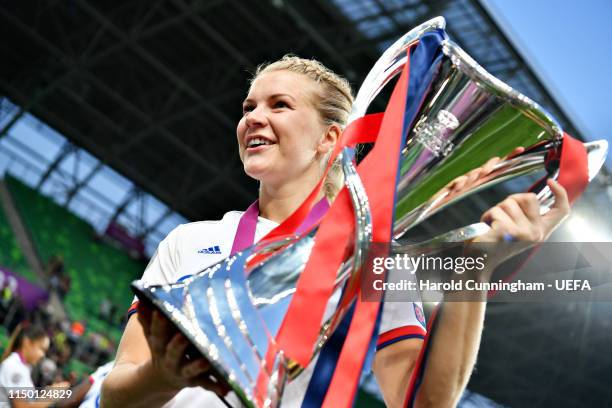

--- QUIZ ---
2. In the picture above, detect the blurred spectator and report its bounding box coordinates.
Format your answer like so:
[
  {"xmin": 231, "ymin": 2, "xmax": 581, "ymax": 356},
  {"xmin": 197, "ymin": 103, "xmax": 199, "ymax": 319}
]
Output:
[
  {"xmin": 0, "ymin": 288, "xmax": 123, "ymax": 406},
  {"xmin": 56, "ymin": 343, "xmax": 72, "ymax": 368},
  {"xmin": 69, "ymin": 321, "xmax": 85, "ymax": 339},
  {"xmin": 46, "ymin": 256, "xmax": 70, "ymax": 299},
  {"xmin": 89, "ymin": 333, "xmax": 107, "ymax": 351},
  {"xmin": 53, "ymin": 329, "xmax": 68, "ymax": 354},
  {"xmin": 1, "ymin": 275, "xmax": 17, "ymax": 308},
  {"xmin": 59, "ymin": 319, "xmax": 71, "ymax": 334},
  {"xmin": 35, "ymin": 357, "xmax": 58, "ymax": 387},
  {"xmin": 69, "ymin": 371, "xmax": 78, "ymax": 385},
  {"xmin": 0, "ymin": 322, "xmax": 69, "ymax": 406},
  {"xmin": 98, "ymin": 298, "xmax": 116, "ymax": 324},
  {"xmin": 2, "ymin": 292, "xmax": 26, "ymax": 333},
  {"xmin": 46, "ymin": 256, "xmax": 64, "ymax": 276},
  {"xmin": 59, "ymin": 274, "xmax": 71, "ymax": 299}
]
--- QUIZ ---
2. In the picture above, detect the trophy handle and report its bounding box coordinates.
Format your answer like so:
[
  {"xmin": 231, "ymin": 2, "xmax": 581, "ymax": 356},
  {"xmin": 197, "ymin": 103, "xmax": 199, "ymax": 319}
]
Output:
[
  {"xmin": 400, "ymin": 139, "xmax": 608, "ymax": 247},
  {"xmin": 341, "ymin": 148, "xmax": 373, "ymax": 275}
]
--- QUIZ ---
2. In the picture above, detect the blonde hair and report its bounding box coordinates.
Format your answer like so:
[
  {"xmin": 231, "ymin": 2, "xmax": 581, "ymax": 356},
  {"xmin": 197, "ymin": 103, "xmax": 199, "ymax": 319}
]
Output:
[{"xmin": 252, "ymin": 55, "xmax": 354, "ymax": 200}]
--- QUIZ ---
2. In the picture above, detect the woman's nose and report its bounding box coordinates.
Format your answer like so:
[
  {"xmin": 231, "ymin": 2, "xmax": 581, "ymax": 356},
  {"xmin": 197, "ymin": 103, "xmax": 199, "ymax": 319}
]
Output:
[{"xmin": 245, "ymin": 108, "xmax": 267, "ymax": 128}]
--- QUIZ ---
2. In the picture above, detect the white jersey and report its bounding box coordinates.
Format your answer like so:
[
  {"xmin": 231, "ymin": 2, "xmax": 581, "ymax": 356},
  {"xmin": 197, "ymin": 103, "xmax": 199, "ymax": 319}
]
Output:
[
  {"xmin": 0, "ymin": 352, "xmax": 34, "ymax": 403},
  {"xmin": 128, "ymin": 211, "xmax": 426, "ymax": 407},
  {"xmin": 79, "ymin": 361, "xmax": 115, "ymax": 408}
]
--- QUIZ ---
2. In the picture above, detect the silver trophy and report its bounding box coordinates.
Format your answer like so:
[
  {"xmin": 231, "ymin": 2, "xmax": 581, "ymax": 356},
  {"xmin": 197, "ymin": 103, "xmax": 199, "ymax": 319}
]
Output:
[{"xmin": 132, "ymin": 17, "xmax": 607, "ymax": 407}]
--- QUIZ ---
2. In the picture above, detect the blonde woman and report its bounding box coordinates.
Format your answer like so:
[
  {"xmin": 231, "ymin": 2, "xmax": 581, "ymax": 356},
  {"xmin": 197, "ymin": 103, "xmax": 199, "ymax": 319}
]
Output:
[{"xmin": 101, "ymin": 56, "xmax": 569, "ymax": 408}]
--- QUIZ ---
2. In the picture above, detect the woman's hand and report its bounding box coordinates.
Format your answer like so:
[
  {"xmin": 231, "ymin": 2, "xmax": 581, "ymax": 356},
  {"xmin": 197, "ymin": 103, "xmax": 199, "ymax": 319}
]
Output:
[
  {"xmin": 474, "ymin": 178, "xmax": 570, "ymax": 268},
  {"xmin": 137, "ymin": 302, "xmax": 229, "ymax": 395}
]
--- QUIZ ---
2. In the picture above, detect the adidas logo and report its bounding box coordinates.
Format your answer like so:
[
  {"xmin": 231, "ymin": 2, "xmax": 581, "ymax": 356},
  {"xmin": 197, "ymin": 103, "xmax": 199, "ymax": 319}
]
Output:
[{"xmin": 198, "ymin": 245, "xmax": 222, "ymax": 255}]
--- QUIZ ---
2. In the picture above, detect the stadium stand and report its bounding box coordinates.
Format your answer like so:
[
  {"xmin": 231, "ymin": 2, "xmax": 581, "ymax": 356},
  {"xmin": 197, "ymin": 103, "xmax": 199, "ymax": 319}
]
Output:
[
  {"xmin": 0, "ymin": 188, "xmax": 36, "ymax": 284},
  {"xmin": 0, "ymin": 325, "xmax": 8, "ymax": 354},
  {"xmin": 5, "ymin": 175, "xmax": 145, "ymax": 342}
]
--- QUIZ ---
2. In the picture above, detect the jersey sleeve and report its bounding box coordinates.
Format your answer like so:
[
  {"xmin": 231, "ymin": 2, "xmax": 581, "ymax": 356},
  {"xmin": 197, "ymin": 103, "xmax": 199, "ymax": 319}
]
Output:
[
  {"xmin": 127, "ymin": 225, "xmax": 182, "ymax": 317},
  {"xmin": 376, "ymin": 301, "xmax": 427, "ymax": 351},
  {"xmin": 2, "ymin": 363, "xmax": 34, "ymax": 388}
]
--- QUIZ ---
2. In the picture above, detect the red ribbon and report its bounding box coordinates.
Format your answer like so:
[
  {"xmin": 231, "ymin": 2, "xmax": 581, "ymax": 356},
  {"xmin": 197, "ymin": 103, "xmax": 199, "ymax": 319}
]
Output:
[
  {"xmin": 321, "ymin": 56, "xmax": 411, "ymax": 407},
  {"xmin": 558, "ymin": 132, "xmax": 588, "ymax": 204}
]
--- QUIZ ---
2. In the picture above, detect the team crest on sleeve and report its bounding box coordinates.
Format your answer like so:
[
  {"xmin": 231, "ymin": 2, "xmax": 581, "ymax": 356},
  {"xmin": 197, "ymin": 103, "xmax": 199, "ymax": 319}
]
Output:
[
  {"xmin": 11, "ymin": 372, "xmax": 22, "ymax": 384},
  {"xmin": 413, "ymin": 303, "xmax": 426, "ymax": 328}
]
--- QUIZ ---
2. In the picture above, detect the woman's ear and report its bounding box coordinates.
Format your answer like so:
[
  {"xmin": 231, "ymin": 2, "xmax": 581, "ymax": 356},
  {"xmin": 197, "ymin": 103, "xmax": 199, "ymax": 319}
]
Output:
[{"xmin": 318, "ymin": 124, "xmax": 341, "ymax": 154}]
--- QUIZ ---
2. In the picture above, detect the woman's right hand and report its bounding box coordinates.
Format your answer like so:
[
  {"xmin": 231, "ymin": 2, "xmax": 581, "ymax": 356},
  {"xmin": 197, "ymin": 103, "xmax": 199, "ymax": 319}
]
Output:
[{"xmin": 137, "ymin": 301, "xmax": 229, "ymax": 395}]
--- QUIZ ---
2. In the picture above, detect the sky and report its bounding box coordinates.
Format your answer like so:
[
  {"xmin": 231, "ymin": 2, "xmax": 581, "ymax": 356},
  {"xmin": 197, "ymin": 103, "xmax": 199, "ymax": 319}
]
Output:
[{"xmin": 483, "ymin": 0, "xmax": 612, "ymax": 167}]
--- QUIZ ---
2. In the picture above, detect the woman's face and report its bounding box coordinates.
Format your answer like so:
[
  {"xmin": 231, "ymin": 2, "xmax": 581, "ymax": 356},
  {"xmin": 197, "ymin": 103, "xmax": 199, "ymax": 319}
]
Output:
[
  {"xmin": 22, "ymin": 336, "xmax": 49, "ymax": 366},
  {"xmin": 237, "ymin": 70, "xmax": 331, "ymax": 186}
]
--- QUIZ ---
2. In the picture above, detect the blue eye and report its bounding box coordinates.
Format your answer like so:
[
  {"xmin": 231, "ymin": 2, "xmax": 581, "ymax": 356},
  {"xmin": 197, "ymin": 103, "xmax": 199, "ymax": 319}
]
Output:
[{"xmin": 274, "ymin": 101, "xmax": 289, "ymax": 108}]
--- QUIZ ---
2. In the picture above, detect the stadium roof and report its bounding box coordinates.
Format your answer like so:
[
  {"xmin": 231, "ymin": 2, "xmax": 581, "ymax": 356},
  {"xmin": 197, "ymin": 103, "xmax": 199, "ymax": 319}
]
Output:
[
  {"xmin": 1, "ymin": 1, "xmax": 610, "ymax": 406},
  {"xmin": 0, "ymin": 0, "xmax": 583, "ymax": 223}
]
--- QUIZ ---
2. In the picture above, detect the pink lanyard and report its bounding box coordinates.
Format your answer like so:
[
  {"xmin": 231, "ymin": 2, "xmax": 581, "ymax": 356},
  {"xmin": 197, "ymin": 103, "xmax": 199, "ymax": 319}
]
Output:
[{"xmin": 230, "ymin": 198, "xmax": 330, "ymax": 256}]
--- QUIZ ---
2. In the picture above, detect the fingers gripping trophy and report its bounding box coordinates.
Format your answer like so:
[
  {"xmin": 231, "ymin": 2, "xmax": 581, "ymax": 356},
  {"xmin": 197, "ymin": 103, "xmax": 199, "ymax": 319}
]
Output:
[{"xmin": 130, "ymin": 17, "xmax": 607, "ymax": 408}]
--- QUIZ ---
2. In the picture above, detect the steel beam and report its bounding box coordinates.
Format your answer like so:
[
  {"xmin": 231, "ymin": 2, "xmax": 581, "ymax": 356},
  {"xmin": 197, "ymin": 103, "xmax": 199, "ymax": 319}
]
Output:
[
  {"xmin": 64, "ymin": 161, "xmax": 104, "ymax": 206},
  {"xmin": 75, "ymin": 0, "xmax": 235, "ymax": 128},
  {"xmin": 138, "ymin": 206, "xmax": 173, "ymax": 240},
  {"xmin": 36, "ymin": 143, "xmax": 73, "ymax": 191},
  {"xmin": 273, "ymin": 0, "xmax": 358, "ymax": 79},
  {"xmin": 170, "ymin": 0, "xmax": 253, "ymax": 67}
]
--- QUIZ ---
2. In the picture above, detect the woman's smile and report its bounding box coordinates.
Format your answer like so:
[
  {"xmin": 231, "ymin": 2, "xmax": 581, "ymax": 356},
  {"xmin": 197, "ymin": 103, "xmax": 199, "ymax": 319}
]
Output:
[{"xmin": 244, "ymin": 134, "xmax": 277, "ymax": 153}]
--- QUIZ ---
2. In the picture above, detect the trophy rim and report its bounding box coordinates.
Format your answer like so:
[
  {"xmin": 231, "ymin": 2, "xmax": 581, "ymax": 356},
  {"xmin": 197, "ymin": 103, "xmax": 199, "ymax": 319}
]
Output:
[
  {"xmin": 440, "ymin": 40, "xmax": 564, "ymax": 141},
  {"xmin": 349, "ymin": 16, "xmax": 563, "ymax": 144}
]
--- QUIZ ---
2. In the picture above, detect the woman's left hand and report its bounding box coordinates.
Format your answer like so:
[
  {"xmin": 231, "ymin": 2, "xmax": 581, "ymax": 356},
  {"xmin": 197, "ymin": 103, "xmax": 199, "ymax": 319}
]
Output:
[{"xmin": 474, "ymin": 178, "xmax": 570, "ymax": 266}]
